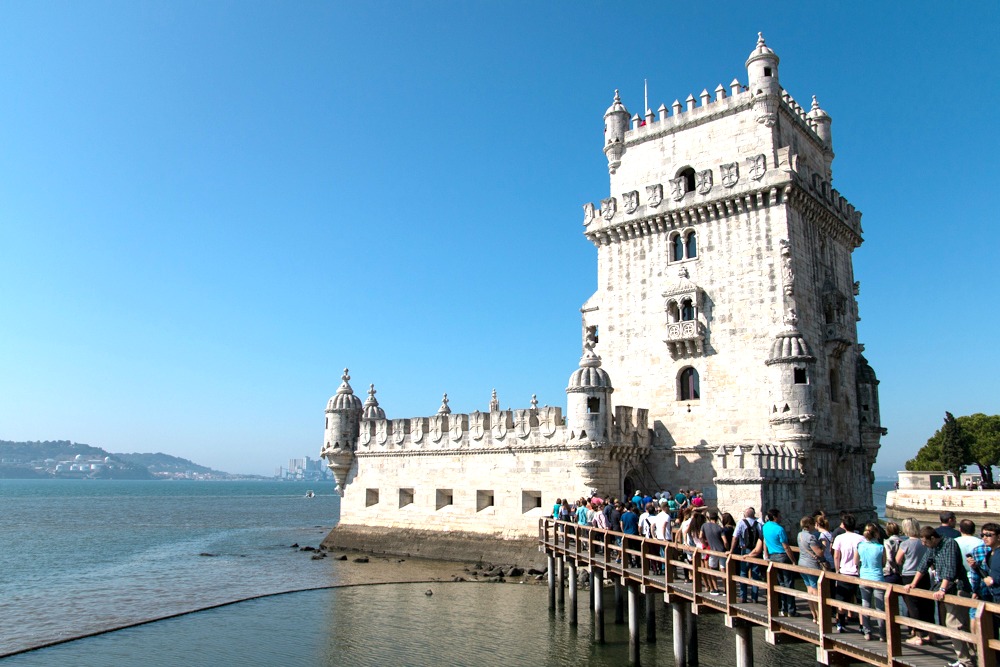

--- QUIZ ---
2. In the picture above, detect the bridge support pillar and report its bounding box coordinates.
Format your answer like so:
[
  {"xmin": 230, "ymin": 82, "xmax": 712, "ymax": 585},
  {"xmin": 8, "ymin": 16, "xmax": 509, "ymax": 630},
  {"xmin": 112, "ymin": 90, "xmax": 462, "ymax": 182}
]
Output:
[
  {"xmin": 615, "ymin": 579, "xmax": 625, "ymax": 624},
  {"xmin": 547, "ymin": 554, "xmax": 555, "ymax": 610},
  {"xmin": 557, "ymin": 556, "xmax": 565, "ymax": 605},
  {"xmin": 568, "ymin": 560, "xmax": 578, "ymax": 625},
  {"xmin": 686, "ymin": 602, "xmax": 698, "ymax": 666},
  {"xmin": 672, "ymin": 601, "xmax": 689, "ymax": 667},
  {"xmin": 734, "ymin": 623, "xmax": 753, "ymax": 667},
  {"xmin": 628, "ymin": 582, "xmax": 641, "ymax": 665},
  {"xmin": 593, "ymin": 567, "xmax": 605, "ymax": 644},
  {"xmin": 645, "ymin": 589, "xmax": 656, "ymax": 642}
]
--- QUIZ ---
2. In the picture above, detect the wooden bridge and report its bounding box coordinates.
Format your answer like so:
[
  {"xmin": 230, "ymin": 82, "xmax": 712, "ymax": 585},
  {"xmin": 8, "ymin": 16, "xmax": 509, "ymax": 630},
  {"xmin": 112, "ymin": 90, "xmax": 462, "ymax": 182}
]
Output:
[{"xmin": 539, "ymin": 518, "xmax": 1000, "ymax": 666}]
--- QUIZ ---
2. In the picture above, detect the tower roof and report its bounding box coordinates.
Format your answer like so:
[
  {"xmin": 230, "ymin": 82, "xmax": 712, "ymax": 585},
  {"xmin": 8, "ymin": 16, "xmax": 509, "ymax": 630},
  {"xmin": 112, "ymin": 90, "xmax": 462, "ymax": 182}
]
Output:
[
  {"xmin": 567, "ymin": 345, "xmax": 613, "ymax": 391},
  {"xmin": 362, "ymin": 384, "xmax": 386, "ymax": 420},
  {"xmin": 604, "ymin": 89, "xmax": 629, "ymax": 118},
  {"xmin": 857, "ymin": 354, "xmax": 879, "ymax": 384},
  {"xmin": 808, "ymin": 95, "xmax": 830, "ymax": 121},
  {"xmin": 326, "ymin": 368, "xmax": 363, "ymax": 412},
  {"xmin": 746, "ymin": 32, "xmax": 779, "ymax": 67}
]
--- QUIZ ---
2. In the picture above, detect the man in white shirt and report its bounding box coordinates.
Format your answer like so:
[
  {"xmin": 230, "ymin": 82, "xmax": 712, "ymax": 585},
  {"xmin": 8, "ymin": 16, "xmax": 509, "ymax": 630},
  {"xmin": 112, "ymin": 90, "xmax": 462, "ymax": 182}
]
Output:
[
  {"xmin": 955, "ymin": 519, "xmax": 984, "ymax": 589},
  {"xmin": 832, "ymin": 513, "xmax": 864, "ymax": 632}
]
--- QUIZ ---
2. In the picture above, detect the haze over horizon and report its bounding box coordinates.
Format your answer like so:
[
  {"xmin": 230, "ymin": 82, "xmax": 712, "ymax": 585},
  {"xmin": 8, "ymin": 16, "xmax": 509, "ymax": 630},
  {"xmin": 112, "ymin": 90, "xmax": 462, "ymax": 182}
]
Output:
[{"xmin": 2, "ymin": 3, "xmax": 997, "ymax": 477}]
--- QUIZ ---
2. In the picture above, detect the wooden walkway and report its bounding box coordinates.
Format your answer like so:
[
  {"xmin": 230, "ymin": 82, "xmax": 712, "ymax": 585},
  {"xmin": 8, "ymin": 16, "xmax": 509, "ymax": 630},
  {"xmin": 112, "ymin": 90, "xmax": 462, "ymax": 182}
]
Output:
[{"xmin": 539, "ymin": 518, "xmax": 1000, "ymax": 666}]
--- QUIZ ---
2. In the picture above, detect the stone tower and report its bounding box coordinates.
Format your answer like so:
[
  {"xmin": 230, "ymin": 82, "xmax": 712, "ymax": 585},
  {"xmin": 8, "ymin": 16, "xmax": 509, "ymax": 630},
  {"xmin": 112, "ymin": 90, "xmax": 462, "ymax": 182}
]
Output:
[{"xmin": 580, "ymin": 33, "xmax": 884, "ymax": 519}]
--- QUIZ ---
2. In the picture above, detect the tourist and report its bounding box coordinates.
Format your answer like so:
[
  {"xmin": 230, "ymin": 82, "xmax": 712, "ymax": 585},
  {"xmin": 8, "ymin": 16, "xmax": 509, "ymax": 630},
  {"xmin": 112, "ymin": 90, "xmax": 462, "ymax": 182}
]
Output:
[
  {"xmin": 674, "ymin": 488, "xmax": 689, "ymax": 511},
  {"xmin": 762, "ymin": 508, "xmax": 797, "ymax": 616},
  {"xmin": 797, "ymin": 515, "xmax": 825, "ymax": 622},
  {"xmin": 730, "ymin": 507, "xmax": 763, "ymax": 603},
  {"xmin": 631, "ymin": 489, "xmax": 643, "ymax": 507},
  {"xmin": 956, "ymin": 519, "xmax": 984, "ymax": 591},
  {"xmin": 553, "ymin": 498, "xmax": 562, "ymax": 519},
  {"xmin": 832, "ymin": 513, "xmax": 863, "ymax": 632},
  {"xmin": 967, "ymin": 523, "xmax": 997, "ymax": 603},
  {"xmin": 620, "ymin": 502, "xmax": 640, "ymax": 567},
  {"xmin": 816, "ymin": 515, "xmax": 835, "ymax": 570},
  {"xmin": 854, "ymin": 522, "xmax": 886, "ymax": 641},
  {"xmin": 577, "ymin": 498, "xmax": 592, "ymax": 528},
  {"xmin": 558, "ymin": 499, "xmax": 572, "ymax": 522},
  {"xmin": 609, "ymin": 501, "xmax": 622, "ymax": 533},
  {"xmin": 720, "ymin": 512, "xmax": 736, "ymax": 552},
  {"xmin": 882, "ymin": 522, "xmax": 904, "ymax": 585},
  {"xmin": 650, "ymin": 500, "xmax": 671, "ymax": 541},
  {"xmin": 701, "ymin": 510, "xmax": 727, "ymax": 595},
  {"xmin": 897, "ymin": 518, "xmax": 933, "ymax": 645},
  {"xmin": 937, "ymin": 510, "xmax": 961, "ymax": 539},
  {"xmin": 691, "ymin": 491, "xmax": 705, "ymax": 508},
  {"xmin": 903, "ymin": 527, "xmax": 973, "ymax": 667}
]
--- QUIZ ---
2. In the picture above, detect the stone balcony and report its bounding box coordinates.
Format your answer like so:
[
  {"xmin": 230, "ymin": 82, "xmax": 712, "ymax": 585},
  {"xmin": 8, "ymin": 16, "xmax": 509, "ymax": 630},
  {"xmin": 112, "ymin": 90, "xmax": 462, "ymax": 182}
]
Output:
[{"xmin": 664, "ymin": 320, "xmax": 706, "ymax": 357}]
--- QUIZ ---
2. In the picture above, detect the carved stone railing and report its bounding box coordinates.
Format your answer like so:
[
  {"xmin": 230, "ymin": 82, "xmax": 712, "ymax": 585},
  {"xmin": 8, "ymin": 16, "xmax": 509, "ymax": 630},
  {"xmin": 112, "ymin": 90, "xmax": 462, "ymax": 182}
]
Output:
[{"xmin": 664, "ymin": 320, "xmax": 706, "ymax": 357}]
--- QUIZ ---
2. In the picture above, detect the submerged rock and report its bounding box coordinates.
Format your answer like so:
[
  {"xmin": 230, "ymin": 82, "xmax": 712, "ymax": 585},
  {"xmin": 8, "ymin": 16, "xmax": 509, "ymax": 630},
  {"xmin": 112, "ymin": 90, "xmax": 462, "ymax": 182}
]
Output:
[{"xmin": 353, "ymin": 556, "xmax": 369, "ymax": 563}]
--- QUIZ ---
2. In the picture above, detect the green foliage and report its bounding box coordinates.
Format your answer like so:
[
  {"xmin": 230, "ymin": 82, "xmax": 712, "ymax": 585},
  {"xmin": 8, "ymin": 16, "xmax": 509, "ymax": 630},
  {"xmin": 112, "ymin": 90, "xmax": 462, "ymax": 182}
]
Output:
[{"xmin": 906, "ymin": 413, "xmax": 1000, "ymax": 484}]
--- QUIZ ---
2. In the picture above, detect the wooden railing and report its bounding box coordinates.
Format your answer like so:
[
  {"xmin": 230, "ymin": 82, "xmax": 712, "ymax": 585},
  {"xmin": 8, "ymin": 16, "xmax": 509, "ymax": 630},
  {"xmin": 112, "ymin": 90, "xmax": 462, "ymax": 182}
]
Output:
[{"xmin": 540, "ymin": 518, "xmax": 1000, "ymax": 667}]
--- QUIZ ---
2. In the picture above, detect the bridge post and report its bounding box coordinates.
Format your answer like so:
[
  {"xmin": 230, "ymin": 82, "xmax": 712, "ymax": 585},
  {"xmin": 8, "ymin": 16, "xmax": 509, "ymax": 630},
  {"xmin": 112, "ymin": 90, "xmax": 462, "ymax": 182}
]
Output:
[
  {"xmin": 686, "ymin": 602, "xmax": 698, "ymax": 666},
  {"xmin": 671, "ymin": 601, "xmax": 688, "ymax": 667},
  {"xmin": 734, "ymin": 623, "xmax": 753, "ymax": 667},
  {"xmin": 557, "ymin": 555, "xmax": 565, "ymax": 605},
  {"xmin": 593, "ymin": 567, "xmax": 605, "ymax": 644},
  {"xmin": 645, "ymin": 589, "xmax": 656, "ymax": 642},
  {"xmin": 547, "ymin": 553, "xmax": 555, "ymax": 610},
  {"xmin": 615, "ymin": 579, "xmax": 625, "ymax": 624},
  {"xmin": 568, "ymin": 560, "xmax": 578, "ymax": 625},
  {"xmin": 628, "ymin": 581, "xmax": 641, "ymax": 665}
]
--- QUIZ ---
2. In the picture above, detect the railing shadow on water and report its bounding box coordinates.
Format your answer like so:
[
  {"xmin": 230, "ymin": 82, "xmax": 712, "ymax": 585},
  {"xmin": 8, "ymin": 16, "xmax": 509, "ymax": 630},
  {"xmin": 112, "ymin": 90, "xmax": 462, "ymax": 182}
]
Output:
[{"xmin": 539, "ymin": 517, "xmax": 1000, "ymax": 667}]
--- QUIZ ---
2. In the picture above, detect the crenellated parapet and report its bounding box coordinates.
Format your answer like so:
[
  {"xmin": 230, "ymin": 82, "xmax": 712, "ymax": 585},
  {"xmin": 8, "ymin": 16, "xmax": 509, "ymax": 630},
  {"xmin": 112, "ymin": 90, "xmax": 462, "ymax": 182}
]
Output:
[{"xmin": 712, "ymin": 443, "xmax": 806, "ymax": 483}]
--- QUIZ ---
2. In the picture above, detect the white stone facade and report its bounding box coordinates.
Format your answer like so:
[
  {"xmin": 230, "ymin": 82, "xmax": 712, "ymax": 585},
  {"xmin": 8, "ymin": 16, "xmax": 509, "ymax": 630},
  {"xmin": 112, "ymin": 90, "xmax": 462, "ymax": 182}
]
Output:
[{"xmin": 322, "ymin": 34, "xmax": 885, "ymax": 542}]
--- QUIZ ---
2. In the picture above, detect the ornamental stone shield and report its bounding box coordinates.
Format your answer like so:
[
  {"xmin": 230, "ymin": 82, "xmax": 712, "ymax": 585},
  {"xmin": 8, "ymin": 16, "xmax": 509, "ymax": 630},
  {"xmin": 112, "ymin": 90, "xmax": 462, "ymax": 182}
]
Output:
[
  {"xmin": 410, "ymin": 417, "xmax": 425, "ymax": 444},
  {"xmin": 430, "ymin": 415, "xmax": 445, "ymax": 443},
  {"xmin": 392, "ymin": 419, "xmax": 407, "ymax": 445},
  {"xmin": 622, "ymin": 190, "xmax": 639, "ymax": 214},
  {"xmin": 583, "ymin": 202, "xmax": 595, "ymax": 226},
  {"xmin": 721, "ymin": 162, "xmax": 739, "ymax": 188},
  {"xmin": 375, "ymin": 420, "xmax": 388, "ymax": 445},
  {"xmin": 450, "ymin": 414, "xmax": 465, "ymax": 442},
  {"xmin": 601, "ymin": 197, "xmax": 617, "ymax": 220},
  {"xmin": 492, "ymin": 410, "xmax": 510, "ymax": 440},
  {"xmin": 669, "ymin": 177, "xmax": 685, "ymax": 201},
  {"xmin": 748, "ymin": 154, "xmax": 766, "ymax": 180},
  {"xmin": 539, "ymin": 406, "xmax": 559, "ymax": 437},
  {"xmin": 358, "ymin": 425, "xmax": 371, "ymax": 446},
  {"xmin": 696, "ymin": 169, "xmax": 713, "ymax": 194},
  {"xmin": 470, "ymin": 411, "xmax": 487, "ymax": 440},
  {"xmin": 514, "ymin": 409, "xmax": 531, "ymax": 439},
  {"xmin": 646, "ymin": 183, "xmax": 663, "ymax": 208}
]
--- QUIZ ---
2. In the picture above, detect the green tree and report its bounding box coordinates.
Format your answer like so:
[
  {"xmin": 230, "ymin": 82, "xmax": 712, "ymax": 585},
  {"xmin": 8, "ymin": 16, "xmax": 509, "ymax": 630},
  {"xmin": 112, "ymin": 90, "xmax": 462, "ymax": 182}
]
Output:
[
  {"xmin": 964, "ymin": 413, "xmax": 1000, "ymax": 486},
  {"xmin": 939, "ymin": 412, "xmax": 970, "ymax": 480}
]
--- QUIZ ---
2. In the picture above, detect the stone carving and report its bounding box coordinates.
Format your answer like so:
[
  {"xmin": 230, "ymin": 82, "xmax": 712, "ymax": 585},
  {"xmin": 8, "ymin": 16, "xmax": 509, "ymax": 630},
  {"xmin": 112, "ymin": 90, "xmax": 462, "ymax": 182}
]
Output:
[
  {"xmin": 430, "ymin": 415, "xmax": 445, "ymax": 443},
  {"xmin": 515, "ymin": 409, "xmax": 531, "ymax": 439},
  {"xmin": 622, "ymin": 190, "xmax": 639, "ymax": 214},
  {"xmin": 583, "ymin": 202, "xmax": 595, "ymax": 226},
  {"xmin": 359, "ymin": 426, "xmax": 371, "ymax": 446},
  {"xmin": 489, "ymin": 389, "xmax": 499, "ymax": 413},
  {"xmin": 748, "ymin": 154, "xmax": 766, "ymax": 180},
  {"xmin": 410, "ymin": 417, "xmax": 425, "ymax": 444},
  {"xmin": 779, "ymin": 239, "xmax": 794, "ymax": 296},
  {"xmin": 450, "ymin": 414, "xmax": 464, "ymax": 441},
  {"xmin": 530, "ymin": 394, "xmax": 538, "ymax": 411},
  {"xmin": 470, "ymin": 411, "xmax": 486, "ymax": 440},
  {"xmin": 491, "ymin": 411, "xmax": 509, "ymax": 440},
  {"xmin": 601, "ymin": 197, "xmax": 617, "ymax": 220},
  {"xmin": 696, "ymin": 169, "xmax": 713, "ymax": 194},
  {"xmin": 375, "ymin": 420, "xmax": 388, "ymax": 445},
  {"xmin": 720, "ymin": 161, "xmax": 739, "ymax": 188},
  {"xmin": 539, "ymin": 406, "xmax": 559, "ymax": 437},
  {"xmin": 646, "ymin": 183, "xmax": 663, "ymax": 208},
  {"xmin": 669, "ymin": 177, "xmax": 685, "ymax": 201},
  {"xmin": 585, "ymin": 325, "xmax": 598, "ymax": 350},
  {"xmin": 392, "ymin": 419, "xmax": 406, "ymax": 445}
]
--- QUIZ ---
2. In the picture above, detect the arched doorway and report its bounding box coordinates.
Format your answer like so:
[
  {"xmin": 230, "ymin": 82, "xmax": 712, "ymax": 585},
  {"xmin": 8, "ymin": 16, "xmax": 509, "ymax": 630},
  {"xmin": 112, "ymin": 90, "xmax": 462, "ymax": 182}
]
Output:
[{"xmin": 623, "ymin": 473, "xmax": 638, "ymax": 501}]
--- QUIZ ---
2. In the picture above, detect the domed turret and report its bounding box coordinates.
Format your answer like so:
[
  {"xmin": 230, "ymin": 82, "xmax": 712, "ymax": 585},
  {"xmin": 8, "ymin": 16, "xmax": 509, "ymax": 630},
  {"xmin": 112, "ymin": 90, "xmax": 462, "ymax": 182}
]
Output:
[
  {"xmin": 808, "ymin": 95, "xmax": 832, "ymax": 147},
  {"xmin": 766, "ymin": 315, "xmax": 816, "ymax": 448},
  {"xmin": 604, "ymin": 89, "xmax": 630, "ymax": 174},
  {"xmin": 362, "ymin": 384, "xmax": 386, "ymax": 420},
  {"xmin": 566, "ymin": 344, "xmax": 613, "ymax": 442},
  {"xmin": 322, "ymin": 368, "xmax": 363, "ymax": 495},
  {"xmin": 746, "ymin": 33, "xmax": 781, "ymax": 127}
]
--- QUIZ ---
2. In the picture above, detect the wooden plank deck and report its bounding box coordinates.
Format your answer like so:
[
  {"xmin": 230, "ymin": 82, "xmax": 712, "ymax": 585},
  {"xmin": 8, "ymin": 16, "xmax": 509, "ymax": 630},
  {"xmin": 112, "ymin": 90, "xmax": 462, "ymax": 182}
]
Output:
[{"xmin": 541, "ymin": 518, "xmax": 1000, "ymax": 667}]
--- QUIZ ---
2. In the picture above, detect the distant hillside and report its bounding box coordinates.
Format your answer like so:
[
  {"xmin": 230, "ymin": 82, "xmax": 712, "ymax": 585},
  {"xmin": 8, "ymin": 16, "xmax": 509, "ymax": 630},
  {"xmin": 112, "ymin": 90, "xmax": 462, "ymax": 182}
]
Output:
[
  {"xmin": 114, "ymin": 452, "xmax": 223, "ymax": 476},
  {"xmin": 0, "ymin": 440, "xmax": 233, "ymax": 479}
]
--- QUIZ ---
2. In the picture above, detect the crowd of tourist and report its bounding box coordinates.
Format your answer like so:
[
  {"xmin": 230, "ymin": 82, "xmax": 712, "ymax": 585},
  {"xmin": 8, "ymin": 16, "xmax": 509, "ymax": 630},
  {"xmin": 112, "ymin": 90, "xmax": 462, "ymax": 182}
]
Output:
[{"xmin": 553, "ymin": 490, "xmax": 998, "ymax": 667}]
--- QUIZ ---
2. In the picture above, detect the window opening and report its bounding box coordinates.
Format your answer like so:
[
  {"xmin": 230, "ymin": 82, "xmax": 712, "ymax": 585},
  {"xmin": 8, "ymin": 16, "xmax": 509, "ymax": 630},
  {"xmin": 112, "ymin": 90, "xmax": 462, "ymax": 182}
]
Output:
[
  {"xmin": 793, "ymin": 368, "xmax": 807, "ymax": 384},
  {"xmin": 679, "ymin": 367, "xmax": 700, "ymax": 401},
  {"xmin": 685, "ymin": 231, "xmax": 697, "ymax": 258},
  {"xmin": 587, "ymin": 397, "xmax": 600, "ymax": 413}
]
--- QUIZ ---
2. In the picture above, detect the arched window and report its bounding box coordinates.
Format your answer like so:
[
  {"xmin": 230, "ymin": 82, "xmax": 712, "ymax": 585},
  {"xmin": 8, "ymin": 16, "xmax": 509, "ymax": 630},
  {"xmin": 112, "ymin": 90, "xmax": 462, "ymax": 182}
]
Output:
[
  {"xmin": 667, "ymin": 301, "xmax": 680, "ymax": 323},
  {"xmin": 680, "ymin": 298, "xmax": 695, "ymax": 321},
  {"xmin": 678, "ymin": 167, "xmax": 696, "ymax": 194},
  {"xmin": 679, "ymin": 367, "xmax": 700, "ymax": 401},
  {"xmin": 685, "ymin": 231, "xmax": 697, "ymax": 258},
  {"xmin": 672, "ymin": 234, "xmax": 684, "ymax": 261}
]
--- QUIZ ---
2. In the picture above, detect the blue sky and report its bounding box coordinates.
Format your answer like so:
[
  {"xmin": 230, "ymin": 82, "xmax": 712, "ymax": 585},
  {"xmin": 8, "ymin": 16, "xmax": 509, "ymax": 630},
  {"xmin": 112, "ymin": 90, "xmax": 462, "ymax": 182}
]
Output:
[{"xmin": 1, "ymin": 2, "xmax": 997, "ymax": 476}]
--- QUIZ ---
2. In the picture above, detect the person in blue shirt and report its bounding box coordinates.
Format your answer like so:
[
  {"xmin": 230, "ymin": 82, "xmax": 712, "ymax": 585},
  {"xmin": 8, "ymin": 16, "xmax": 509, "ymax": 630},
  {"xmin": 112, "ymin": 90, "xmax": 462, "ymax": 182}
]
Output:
[
  {"xmin": 620, "ymin": 503, "xmax": 640, "ymax": 567},
  {"xmin": 762, "ymin": 508, "xmax": 798, "ymax": 616}
]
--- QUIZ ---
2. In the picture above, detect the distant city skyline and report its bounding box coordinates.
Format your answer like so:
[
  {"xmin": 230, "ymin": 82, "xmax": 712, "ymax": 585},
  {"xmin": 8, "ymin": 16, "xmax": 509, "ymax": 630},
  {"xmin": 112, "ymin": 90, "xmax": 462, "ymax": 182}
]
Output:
[{"xmin": 1, "ymin": 4, "xmax": 997, "ymax": 477}]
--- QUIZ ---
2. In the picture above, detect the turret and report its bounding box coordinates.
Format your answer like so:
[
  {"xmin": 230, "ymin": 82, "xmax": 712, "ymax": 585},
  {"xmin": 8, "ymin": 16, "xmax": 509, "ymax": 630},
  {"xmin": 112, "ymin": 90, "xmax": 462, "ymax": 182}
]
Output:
[
  {"xmin": 566, "ymin": 343, "xmax": 613, "ymax": 443},
  {"xmin": 808, "ymin": 95, "xmax": 835, "ymax": 178},
  {"xmin": 746, "ymin": 33, "xmax": 781, "ymax": 126},
  {"xmin": 321, "ymin": 369, "xmax": 363, "ymax": 495},
  {"xmin": 765, "ymin": 313, "xmax": 817, "ymax": 452},
  {"xmin": 856, "ymin": 352, "xmax": 886, "ymax": 464},
  {"xmin": 603, "ymin": 89, "xmax": 630, "ymax": 174}
]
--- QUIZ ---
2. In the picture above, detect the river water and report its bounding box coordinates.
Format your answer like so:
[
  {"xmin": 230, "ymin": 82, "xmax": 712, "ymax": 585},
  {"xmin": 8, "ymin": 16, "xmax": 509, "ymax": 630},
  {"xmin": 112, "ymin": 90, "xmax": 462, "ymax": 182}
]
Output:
[{"xmin": 0, "ymin": 479, "xmax": 896, "ymax": 665}]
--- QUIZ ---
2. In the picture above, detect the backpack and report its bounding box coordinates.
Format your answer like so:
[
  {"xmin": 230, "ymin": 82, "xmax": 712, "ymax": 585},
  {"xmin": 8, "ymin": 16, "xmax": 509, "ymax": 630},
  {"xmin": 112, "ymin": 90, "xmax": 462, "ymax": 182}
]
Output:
[{"xmin": 740, "ymin": 519, "xmax": 761, "ymax": 552}]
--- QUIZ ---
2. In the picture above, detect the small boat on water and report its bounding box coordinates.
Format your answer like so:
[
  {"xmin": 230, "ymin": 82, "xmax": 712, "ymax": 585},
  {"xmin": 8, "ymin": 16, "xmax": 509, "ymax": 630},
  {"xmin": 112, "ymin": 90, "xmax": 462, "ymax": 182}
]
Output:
[{"xmin": 305, "ymin": 490, "xmax": 315, "ymax": 498}]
